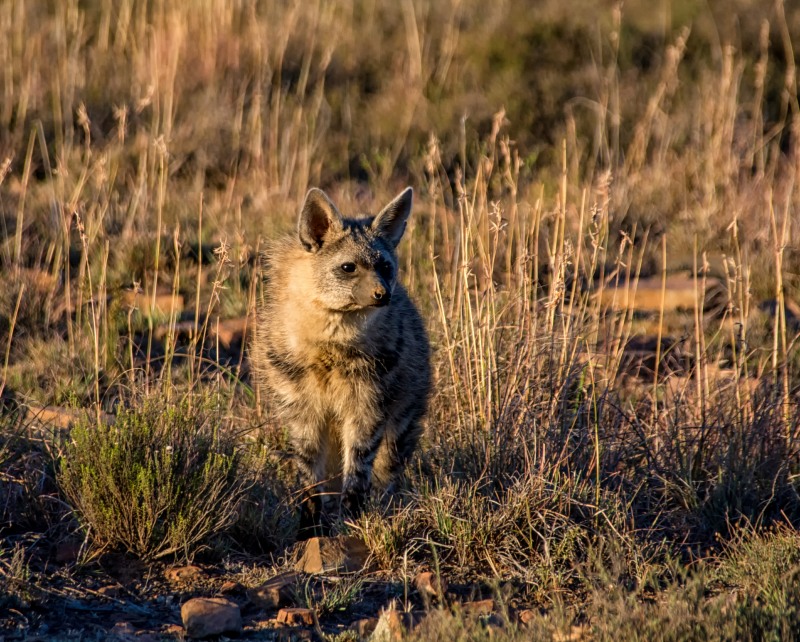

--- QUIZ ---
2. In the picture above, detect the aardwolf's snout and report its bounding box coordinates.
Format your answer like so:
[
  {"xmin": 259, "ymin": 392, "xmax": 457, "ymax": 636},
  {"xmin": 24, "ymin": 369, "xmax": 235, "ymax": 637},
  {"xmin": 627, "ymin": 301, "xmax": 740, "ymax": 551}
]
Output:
[
  {"xmin": 353, "ymin": 275, "xmax": 391, "ymax": 308},
  {"xmin": 371, "ymin": 286, "xmax": 390, "ymax": 306}
]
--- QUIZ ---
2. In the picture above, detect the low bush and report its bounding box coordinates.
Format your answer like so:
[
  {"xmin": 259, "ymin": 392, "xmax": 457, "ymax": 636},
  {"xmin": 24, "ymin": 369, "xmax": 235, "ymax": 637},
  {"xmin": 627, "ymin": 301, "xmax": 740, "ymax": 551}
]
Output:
[{"xmin": 58, "ymin": 397, "xmax": 245, "ymax": 561}]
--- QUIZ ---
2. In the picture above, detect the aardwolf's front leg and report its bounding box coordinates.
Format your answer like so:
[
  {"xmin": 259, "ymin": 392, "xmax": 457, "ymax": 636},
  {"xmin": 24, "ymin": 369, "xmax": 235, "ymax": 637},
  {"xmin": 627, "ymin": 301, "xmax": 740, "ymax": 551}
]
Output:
[
  {"xmin": 290, "ymin": 420, "xmax": 330, "ymax": 538},
  {"xmin": 340, "ymin": 419, "xmax": 384, "ymax": 518}
]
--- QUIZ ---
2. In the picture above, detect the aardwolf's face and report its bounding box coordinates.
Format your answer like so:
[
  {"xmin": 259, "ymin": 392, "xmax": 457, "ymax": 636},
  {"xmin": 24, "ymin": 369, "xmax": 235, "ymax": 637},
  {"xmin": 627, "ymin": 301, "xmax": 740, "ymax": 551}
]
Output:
[{"xmin": 296, "ymin": 187, "xmax": 413, "ymax": 313}]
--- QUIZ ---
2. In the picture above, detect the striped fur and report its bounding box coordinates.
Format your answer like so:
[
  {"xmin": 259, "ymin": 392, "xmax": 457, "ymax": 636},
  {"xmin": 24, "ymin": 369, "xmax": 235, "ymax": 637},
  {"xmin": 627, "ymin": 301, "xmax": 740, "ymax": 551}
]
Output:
[{"xmin": 252, "ymin": 188, "xmax": 431, "ymax": 529}]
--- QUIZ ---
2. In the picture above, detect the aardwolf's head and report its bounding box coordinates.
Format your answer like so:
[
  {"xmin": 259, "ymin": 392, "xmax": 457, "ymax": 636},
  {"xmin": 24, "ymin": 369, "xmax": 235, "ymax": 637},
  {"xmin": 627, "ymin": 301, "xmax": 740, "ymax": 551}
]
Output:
[{"xmin": 296, "ymin": 187, "xmax": 413, "ymax": 313}]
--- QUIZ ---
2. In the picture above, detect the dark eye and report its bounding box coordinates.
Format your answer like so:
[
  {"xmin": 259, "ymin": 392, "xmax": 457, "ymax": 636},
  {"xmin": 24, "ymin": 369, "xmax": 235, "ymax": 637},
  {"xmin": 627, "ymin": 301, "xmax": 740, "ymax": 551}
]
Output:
[
  {"xmin": 377, "ymin": 260, "xmax": 393, "ymax": 276},
  {"xmin": 341, "ymin": 262, "xmax": 356, "ymax": 273}
]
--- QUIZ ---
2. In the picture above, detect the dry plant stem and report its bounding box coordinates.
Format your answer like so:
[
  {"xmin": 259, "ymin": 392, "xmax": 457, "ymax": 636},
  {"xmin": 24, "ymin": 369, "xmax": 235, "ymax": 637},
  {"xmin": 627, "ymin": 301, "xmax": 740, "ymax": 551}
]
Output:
[
  {"xmin": 0, "ymin": 285, "xmax": 25, "ymax": 400},
  {"xmin": 432, "ymin": 251, "xmax": 463, "ymax": 440},
  {"xmin": 145, "ymin": 146, "xmax": 167, "ymax": 388},
  {"xmin": 230, "ymin": 237, "xmax": 262, "ymax": 414},
  {"xmin": 693, "ymin": 236, "xmax": 705, "ymax": 429},
  {"xmin": 194, "ymin": 246, "xmax": 230, "ymax": 386},
  {"xmin": 730, "ymin": 212, "xmax": 752, "ymax": 424},
  {"xmin": 776, "ymin": 0, "xmax": 799, "ymax": 119},
  {"xmin": 700, "ymin": 251, "xmax": 709, "ymax": 404},
  {"xmin": 75, "ymin": 214, "xmax": 102, "ymax": 424},
  {"xmin": 99, "ymin": 241, "xmax": 110, "ymax": 373},
  {"xmin": 126, "ymin": 307, "xmax": 136, "ymax": 390},
  {"xmin": 163, "ymin": 225, "xmax": 182, "ymax": 400},
  {"xmin": 653, "ymin": 235, "xmax": 668, "ymax": 421},
  {"xmin": 14, "ymin": 129, "xmax": 35, "ymax": 268},
  {"xmin": 625, "ymin": 27, "xmax": 689, "ymax": 174},
  {"xmin": 749, "ymin": 20, "xmax": 769, "ymax": 175},
  {"xmin": 190, "ymin": 194, "xmax": 204, "ymax": 402},
  {"xmin": 769, "ymin": 189, "xmax": 791, "ymax": 444}
]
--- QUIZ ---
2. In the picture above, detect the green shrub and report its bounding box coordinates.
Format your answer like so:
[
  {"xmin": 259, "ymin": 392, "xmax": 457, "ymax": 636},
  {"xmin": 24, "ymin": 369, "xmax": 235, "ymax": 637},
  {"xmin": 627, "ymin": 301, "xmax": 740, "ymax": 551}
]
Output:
[{"xmin": 58, "ymin": 398, "xmax": 245, "ymax": 561}]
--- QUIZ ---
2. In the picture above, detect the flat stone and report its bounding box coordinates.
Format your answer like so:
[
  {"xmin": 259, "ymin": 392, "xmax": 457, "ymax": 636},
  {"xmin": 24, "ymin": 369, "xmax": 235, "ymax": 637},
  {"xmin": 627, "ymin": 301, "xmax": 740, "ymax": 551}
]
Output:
[
  {"xmin": 276, "ymin": 607, "xmax": 315, "ymax": 626},
  {"xmin": 552, "ymin": 625, "xmax": 591, "ymax": 642},
  {"xmin": 596, "ymin": 272, "xmax": 724, "ymax": 313},
  {"xmin": 121, "ymin": 290, "xmax": 185, "ymax": 318},
  {"xmin": 181, "ymin": 597, "xmax": 242, "ymax": 639},
  {"xmin": 214, "ymin": 316, "xmax": 249, "ymax": 348},
  {"xmin": 461, "ymin": 599, "xmax": 495, "ymax": 615},
  {"xmin": 249, "ymin": 571, "xmax": 299, "ymax": 610},
  {"xmin": 294, "ymin": 536, "xmax": 370, "ymax": 574},
  {"xmin": 29, "ymin": 405, "xmax": 115, "ymax": 430},
  {"xmin": 165, "ymin": 565, "xmax": 204, "ymax": 584}
]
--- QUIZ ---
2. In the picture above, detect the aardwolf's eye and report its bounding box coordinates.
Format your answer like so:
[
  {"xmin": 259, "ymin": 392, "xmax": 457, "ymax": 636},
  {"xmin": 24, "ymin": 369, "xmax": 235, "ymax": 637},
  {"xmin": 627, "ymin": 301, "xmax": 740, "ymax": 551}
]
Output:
[
  {"xmin": 376, "ymin": 260, "xmax": 394, "ymax": 278},
  {"xmin": 341, "ymin": 262, "xmax": 356, "ymax": 273}
]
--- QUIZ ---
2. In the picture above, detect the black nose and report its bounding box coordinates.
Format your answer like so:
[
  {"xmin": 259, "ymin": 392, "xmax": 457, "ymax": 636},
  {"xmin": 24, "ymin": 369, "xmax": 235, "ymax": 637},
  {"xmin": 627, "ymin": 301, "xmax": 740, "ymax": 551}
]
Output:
[{"xmin": 372, "ymin": 288, "xmax": 390, "ymax": 306}]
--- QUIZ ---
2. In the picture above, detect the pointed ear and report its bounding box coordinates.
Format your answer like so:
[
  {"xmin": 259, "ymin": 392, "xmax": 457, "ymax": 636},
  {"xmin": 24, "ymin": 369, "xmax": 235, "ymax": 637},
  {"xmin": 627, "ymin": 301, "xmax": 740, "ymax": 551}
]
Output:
[
  {"xmin": 298, "ymin": 188, "xmax": 343, "ymax": 252},
  {"xmin": 371, "ymin": 188, "xmax": 413, "ymax": 248}
]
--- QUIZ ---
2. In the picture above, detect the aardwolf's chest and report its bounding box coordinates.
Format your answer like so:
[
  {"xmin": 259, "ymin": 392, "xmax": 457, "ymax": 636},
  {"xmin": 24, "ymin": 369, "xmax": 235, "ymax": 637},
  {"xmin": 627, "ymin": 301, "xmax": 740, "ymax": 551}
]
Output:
[{"xmin": 305, "ymin": 343, "xmax": 374, "ymax": 386}]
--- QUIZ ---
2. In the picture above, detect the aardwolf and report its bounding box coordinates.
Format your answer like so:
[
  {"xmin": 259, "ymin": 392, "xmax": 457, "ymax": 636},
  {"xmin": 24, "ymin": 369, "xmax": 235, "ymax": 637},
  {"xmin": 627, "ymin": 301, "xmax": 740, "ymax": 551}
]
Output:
[{"xmin": 253, "ymin": 187, "xmax": 430, "ymax": 532}]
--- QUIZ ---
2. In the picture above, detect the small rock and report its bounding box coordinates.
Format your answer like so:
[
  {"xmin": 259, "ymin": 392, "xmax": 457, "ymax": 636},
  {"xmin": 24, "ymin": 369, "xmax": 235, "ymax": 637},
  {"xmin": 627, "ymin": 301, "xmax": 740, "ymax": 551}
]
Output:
[
  {"xmin": 461, "ymin": 599, "xmax": 495, "ymax": 615},
  {"xmin": 369, "ymin": 609, "xmax": 425, "ymax": 642},
  {"xmin": 369, "ymin": 610, "xmax": 405, "ymax": 642},
  {"xmin": 553, "ymin": 625, "xmax": 591, "ymax": 642},
  {"xmin": 28, "ymin": 405, "xmax": 110, "ymax": 429},
  {"xmin": 294, "ymin": 536, "xmax": 370, "ymax": 574},
  {"xmin": 517, "ymin": 608, "xmax": 537, "ymax": 626},
  {"xmin": 163, "ymin": 624, "xmax": 184, "ymax": 636},
  {"xmin": 214, "ymin": 317, "xmax": 249, "ymax": 348},
  {"xmin": 109, "ymin": 622, "xmax": 159, "ymax": 642},
  {"xmin": 166, "ymin": 565, "xmax": 204, "ymax": 584},
  {"xmin": 220, "ymin": 580, "xmax": 241, "ymax": 594},
  {"xmin": 276, "ymin": 607, "xmax": 315, "ymax": 626},
  {"xmin": 109, "ymin": 622, "xmax": 136, "ymax": 641},
  {"xmin": 122, "ymin": 290, "xmax": 185, "ymax": 318},
  {"xmin": 277, "ymin": 629, "xmax": 314, "ymax": 641},
  {"xmin": 414, "ymin": 571, "xmax": 447, "ymax": 599},
  {"xmin": 351, "ymin": 617, "xmax": 379, "ymax": 638},
  {"xmin": 181, "ymin": 597, "xmax": 242, "ymax": 639},
  {"xmin": 249, "ymin": 571, "xmax": 299, "ymax": 610},
  {"xmin": 97, "ymin": 585, "xmax": 121, "ymax": 597}
]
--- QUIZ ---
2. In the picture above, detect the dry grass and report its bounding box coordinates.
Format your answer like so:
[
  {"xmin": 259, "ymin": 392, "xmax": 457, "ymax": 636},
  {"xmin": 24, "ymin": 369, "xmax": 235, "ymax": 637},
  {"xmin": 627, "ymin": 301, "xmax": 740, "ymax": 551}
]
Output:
[{"xmin": 1, "ymin": 0, "xmax": 800, "ymax": 639}]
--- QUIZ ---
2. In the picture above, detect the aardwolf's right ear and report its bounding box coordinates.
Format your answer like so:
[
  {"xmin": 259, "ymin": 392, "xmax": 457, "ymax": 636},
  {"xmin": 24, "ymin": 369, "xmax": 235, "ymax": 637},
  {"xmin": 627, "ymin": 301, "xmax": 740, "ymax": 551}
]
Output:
[{"xmin": 298, "ymin": 188, "xmax": 343, "ymax": 252}]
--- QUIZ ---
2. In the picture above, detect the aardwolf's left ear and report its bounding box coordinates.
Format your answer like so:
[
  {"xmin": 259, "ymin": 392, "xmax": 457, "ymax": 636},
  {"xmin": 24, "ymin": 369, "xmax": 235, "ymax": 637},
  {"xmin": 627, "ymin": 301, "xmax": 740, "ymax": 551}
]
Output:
[{"xmin": 372, "ymin": 188, "xmax": 413, "ymax": 248}]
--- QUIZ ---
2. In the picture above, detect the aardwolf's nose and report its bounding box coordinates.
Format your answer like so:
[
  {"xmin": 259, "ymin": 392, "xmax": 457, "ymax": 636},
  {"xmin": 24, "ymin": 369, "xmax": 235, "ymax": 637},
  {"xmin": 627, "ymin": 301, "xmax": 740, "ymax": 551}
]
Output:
[{"xmin": 372, "ymin": 287, "xmax": 390, "ymax": 306}]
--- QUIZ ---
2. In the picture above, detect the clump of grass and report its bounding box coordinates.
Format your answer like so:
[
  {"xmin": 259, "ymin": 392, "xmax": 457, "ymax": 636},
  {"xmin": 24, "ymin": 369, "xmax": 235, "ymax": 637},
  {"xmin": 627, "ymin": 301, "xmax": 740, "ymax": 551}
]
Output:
[
  {"xmin": 714, "ymin": 525, "xmax": 800, "ymax": 638},
  {"xmin": 355, "ymin": 471, "xmax": 641, "ymax": 598},
  {"xmin": 0, "ymin": 413, "xmax": 65, "ymax": 534},
  {"xmin": 305, "ymin": 575, "xmax": 365, "ymax": 618},
  {"xmin": 57, "ymin": 396, "xmax": 245, "ymax": 561},
  {"xmin": 225, "ymin": 439, "xmax": 298, "ymax": 556},
  {"xmin": 0, "ymin": 542, "xmax": 35, "ymax": 609}
]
